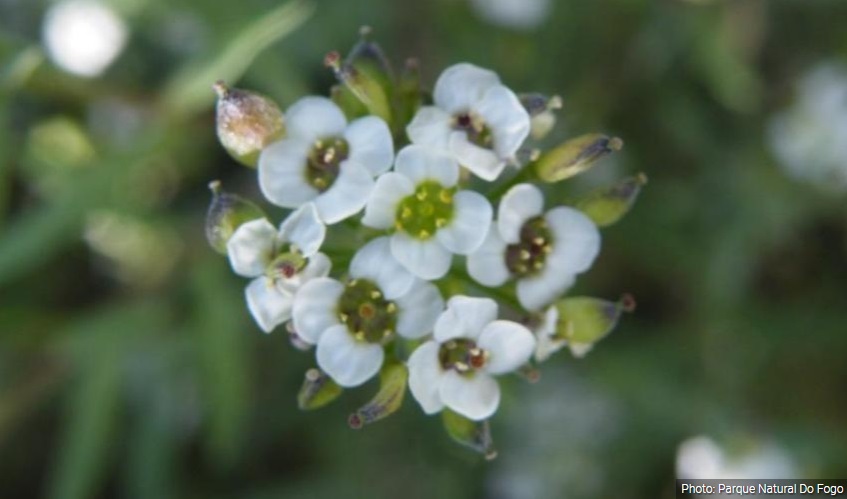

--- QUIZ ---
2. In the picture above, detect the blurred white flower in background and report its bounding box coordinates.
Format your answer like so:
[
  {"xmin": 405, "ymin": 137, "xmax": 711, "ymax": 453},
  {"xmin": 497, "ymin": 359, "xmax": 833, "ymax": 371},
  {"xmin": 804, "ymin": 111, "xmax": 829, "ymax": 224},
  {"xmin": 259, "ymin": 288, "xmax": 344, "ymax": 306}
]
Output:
[
  {"xmin": 768, "ymin": 62, "xmax": 847, "ymax": 192},
  {"xmin": 42, "ymin": 0, "xmax": 128, "ymax": 77},
  {"xmin": 469, "ymin": 0, "xmax": 550, "ymax": 31},
  {"xmin": 676, "ymin": 435, "xmax": 798, "ymax": 481}
]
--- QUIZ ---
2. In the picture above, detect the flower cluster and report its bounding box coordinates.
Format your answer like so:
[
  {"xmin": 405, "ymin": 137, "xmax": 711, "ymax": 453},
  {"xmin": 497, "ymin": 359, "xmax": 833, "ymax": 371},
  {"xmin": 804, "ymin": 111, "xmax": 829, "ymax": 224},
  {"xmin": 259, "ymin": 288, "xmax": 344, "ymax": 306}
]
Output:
[{"xmin": 206, "ymin": 29, "xmax": 643, "ymax": 457}]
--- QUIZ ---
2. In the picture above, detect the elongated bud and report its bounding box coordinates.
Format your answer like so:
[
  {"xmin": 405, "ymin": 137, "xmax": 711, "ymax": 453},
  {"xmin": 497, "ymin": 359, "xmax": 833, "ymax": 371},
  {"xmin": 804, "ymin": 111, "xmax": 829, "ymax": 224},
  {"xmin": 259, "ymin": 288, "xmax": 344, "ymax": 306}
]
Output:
[
  {"xmin": 553, "ymin": 294, "xmax": 635, "ymax": 358},
  {"xmin": 205, "ymin": 181, "xmax": 266, "ymax": 255},
  {"xmin": 520, "ymin": 93, "xmax": 562, "ymax": 141},
  {"xmin": 213, "ymin": 81, "xmax": 285, "ymax": 168},
  {"xmin": 394, "ymin": 58, "xmax": 423, "ymax": 131},
  {"xmin": 330, "ymin": 84, "xmax": 368, "ymax": 119},
  {"xmin": 325, "ymin": 51, "xmax": 392, "ymax": 125},
  {"xmin": 298, "ymin": 368, "xmax": 343, "ymax": 410},
  {"xmin": 534, "ymin": 133, "xmax": 623, "ymax": 183},
  {"xmin": 345, "ymin": 26, "xmax": 394, "ymax": 83},
  {"xmin": 577, "ymin": 173, "xmax": 647, "ymax": 227},
  {"xmin": 348, "ymin": 362, "xmax": 407, "ymax": 429},
  {"xmin": 441, "ymin": 409, "xmax": 497, "ymax": 460}
]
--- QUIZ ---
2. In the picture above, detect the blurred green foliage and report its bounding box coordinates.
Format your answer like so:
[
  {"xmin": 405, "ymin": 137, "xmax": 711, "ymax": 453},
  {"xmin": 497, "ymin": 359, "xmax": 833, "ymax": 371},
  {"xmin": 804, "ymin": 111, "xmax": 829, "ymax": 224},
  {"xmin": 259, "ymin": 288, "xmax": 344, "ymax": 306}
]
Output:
[{"xmin": 1, "ymin": 0, "xmax": 847, "ymax": 498}]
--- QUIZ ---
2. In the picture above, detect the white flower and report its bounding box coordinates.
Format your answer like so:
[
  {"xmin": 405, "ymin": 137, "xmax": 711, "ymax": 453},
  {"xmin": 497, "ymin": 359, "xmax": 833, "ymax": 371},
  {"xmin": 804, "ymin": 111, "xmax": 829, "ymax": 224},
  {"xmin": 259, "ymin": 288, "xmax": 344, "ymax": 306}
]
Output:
[
  {"xmin": 467, "ymin": 183, "xmax": 600, "ymax": 311},
  {"xmin": 407, "ymin": 296, "xmax": 535, "ymax": 421},
  {"xmin": 258, "ymin": 96, "xmax": 394, "ymax": 224},
  {"xmin": 226, "ymin": 203, "xmax": 330, "ymax": 333},
  {"xmin": 292, "ymin": 237, "xmax": 444, "ymax": 387},
  {"xmin": 362, "ymin": 145, "xmax": 493, "ymax": 280},
  {"xmin": 406, "ymin": 63, "xmax": 530, "ymax": 181}
]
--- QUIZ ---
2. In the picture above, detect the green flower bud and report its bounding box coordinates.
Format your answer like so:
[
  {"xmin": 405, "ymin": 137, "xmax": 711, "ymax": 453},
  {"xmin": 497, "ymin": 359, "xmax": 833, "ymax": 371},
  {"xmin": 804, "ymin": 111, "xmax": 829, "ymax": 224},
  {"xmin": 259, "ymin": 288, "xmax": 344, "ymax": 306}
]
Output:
[
  {"xmin": 576, "ymin": 173, "xmax": 647, "ymax": 227},
  {"xmin": 394, "ymin": 58, "xmax": 424, "ymax": 132},
  {"xmin": 330, "ymin": 84, "xmax": 369, "ymax": 120},
  {"xmin": 213, "ymin": 81, "xmax": 285, "ymax": 168},
  {"xmin": 442, "ymin": 409, "xmax": 497, "ymax": 460},
  {"xmin": 534, "ymin": 133, "xmax": 623, "ymax": 183},
  {"xmin": 345, "ymin": 26, "xmax": 394, "ymax": 85},
  {"xmin": 553, "ymin": 294, "xmax": 635, "ymax": 357},
  {"xmin": 298, "ymin": 368, "xmax": 343, "ymax": 410},
  {"xmin": 520, "ymin": 93, "xmax": 562, "ymax": 141},
  {"xmin": 348, "ymin": 361, "xmax": 407, "ymax": 429},
  {"xmin": 325, "ymin": 51, "xmax": 392, "ymax": 126},
  {"xmin": 204, "ymin": 180, "xmax": 266, "ymax": 255}
]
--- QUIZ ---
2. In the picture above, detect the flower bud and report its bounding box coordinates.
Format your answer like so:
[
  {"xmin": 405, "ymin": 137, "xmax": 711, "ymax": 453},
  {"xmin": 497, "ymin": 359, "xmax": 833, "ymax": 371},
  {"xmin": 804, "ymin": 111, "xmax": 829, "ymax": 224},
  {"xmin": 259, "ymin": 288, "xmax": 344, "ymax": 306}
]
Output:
[
  {"xmin": 213, "ymin": 81, "xmax": 285, "ymax": 168},
  {"xmin": 576, "ymin": 173, "xmax": 647, "ymax": 227},
  {"xmin": 330, "ymin": 84, "xmax": 368, "ymax": 119},
  {"xmin": 345, "ymin": 26, "xmax": 394, "ymax": 84},
  {"xmin": 520, "ymin": 93, "xmax": 562, "ymax": 141},
  {"xmin": 325, "ymin": 50, "xmax": 392, "ymax": 125},
  {"xmin": 394, "ymin": 58, "xmax": 424, "ymax": 131},
  {"xmin": 534, "ymin": 133, "xmax": 623, "ymax": 183},
  {"xmin": 441, "ymin": 409, "xmax": 497, "ymax": 460},
  {"xmin": 348, "ymin": 361, "xmax": 407, "ymax": 429},
  {"xmin": 204, "ymin": 180, "xmax": 266, "ymax": 255},
  {"xmin": 552, "ymin": 294, "xmax": 635, "ymax": 358},
  {"xmin": 298, "ymin": 368, "xmax": 343, "ymax": 410}
]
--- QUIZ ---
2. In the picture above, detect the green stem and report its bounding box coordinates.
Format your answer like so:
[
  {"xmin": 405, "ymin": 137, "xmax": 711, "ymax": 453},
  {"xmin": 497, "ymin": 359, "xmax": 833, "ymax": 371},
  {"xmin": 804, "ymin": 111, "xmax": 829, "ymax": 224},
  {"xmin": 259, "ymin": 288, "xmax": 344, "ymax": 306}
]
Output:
[{"xmin": 485, "ymin": 166, "xmax": 536, "ymax": 201}]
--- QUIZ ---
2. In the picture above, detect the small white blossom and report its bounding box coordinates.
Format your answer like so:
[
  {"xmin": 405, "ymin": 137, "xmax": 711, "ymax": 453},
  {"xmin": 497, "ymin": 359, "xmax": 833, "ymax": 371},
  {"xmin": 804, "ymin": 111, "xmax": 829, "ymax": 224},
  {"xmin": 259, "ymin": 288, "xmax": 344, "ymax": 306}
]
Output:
[
  {"xmin": 362, "ymin": 145, "xmax": 493, "ymax": 280},
  {"xmin": 226, "ymin": 203, "xmax": 330, "ymax": 333},
  {"xmin": 407, "ymin": 296, "xmax": 535, "ymax": 421},
  {"xmin": 406, "ymin": 63, "xmax": 530, "ymax": 181},
  {"xmin": 292, "ymin": 237, "xmax": 444, "ymax": 387},
  {"xmin": 258, "ymin": 96, "xmax": 394, "ymax": 224},
  {"xmin": 467, "ymin": 183, "xmax": 600, "ymax": 311}
]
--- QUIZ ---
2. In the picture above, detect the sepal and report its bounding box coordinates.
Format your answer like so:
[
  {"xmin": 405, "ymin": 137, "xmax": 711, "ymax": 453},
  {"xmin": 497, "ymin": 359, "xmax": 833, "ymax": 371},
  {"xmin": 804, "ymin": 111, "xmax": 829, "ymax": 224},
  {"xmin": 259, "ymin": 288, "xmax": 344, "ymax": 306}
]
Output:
[
  {"xmin": 297, "ymin": 368, "xmax": 343, "ymax": 410},
  {"xmin": 205, "ymin": 181, "xmax": 266, "ymax": 255},
  {"xmin": 576, "ymin": 173, "xmax": 647, "ymax": 227},
  {"xmin": 348, "ymin": 361, "xmax": 407, "ymax": 429},
  {"xmin": 534, "ymin": 133, "xmax": 623, "ymax": 183},
  {"xmin": 441, "ymin": 409, "xmax": 497, "ymax": 460}
]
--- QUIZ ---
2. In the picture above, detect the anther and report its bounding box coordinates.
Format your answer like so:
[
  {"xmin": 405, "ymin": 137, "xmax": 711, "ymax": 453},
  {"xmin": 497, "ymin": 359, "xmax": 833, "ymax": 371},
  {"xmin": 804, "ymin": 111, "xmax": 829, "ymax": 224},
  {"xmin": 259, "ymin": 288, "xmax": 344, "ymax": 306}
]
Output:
[
  {"xmin": 435, "ymin": 218, "xmax": 447, "ymax": 228},
  {"xmin": 386, "ymin": 302, "xmax": 397, "ymax": 314},
  {"xmin": 542, "ymin": 244, "xmax": 552, "ymax": 254},
  {"xmin": 519, "ymin": 249, "xmax": 531, "ymax": 261},
  {"xmin": 314, "ymin": 178, "xmax": 327, "ymax": 189},
  {"xmin": 370, "ymin": 290, "xmax": 381, "ymax": 299},
  {"xmin": 454, "ymin": 361, "xmax": 469, "ymax": 372},
  {"xmin": 532, "ymin": 237, "xmax": 545, "ymax": 246},
  {"xmin": 533, "ymin": 261, "xmax": 544, "ymax": 270},
  {"xmin": 416, "ymin": 189, "xmax": 428, "ymax": 201},
  {"xmin": 439, "ymin": 190, "xmax": 452, "ymax": 203},
  {"xmin": 354, "ymin": 331, "xmax": 366, "ymax": 341},
  {"xmin": 348, "ymin": 279, "xmax": 359, "ymax": 287},
  {"xmin": 402, "ymin": 207, "xmax": 412, "ymax": 218},
  {"xmin": 418, "ymin": 229, "xmax": 430, "ymax": 239},
  {"xmin": 340, "ymin": 313, "xmax": 349, "ymax": 323}
]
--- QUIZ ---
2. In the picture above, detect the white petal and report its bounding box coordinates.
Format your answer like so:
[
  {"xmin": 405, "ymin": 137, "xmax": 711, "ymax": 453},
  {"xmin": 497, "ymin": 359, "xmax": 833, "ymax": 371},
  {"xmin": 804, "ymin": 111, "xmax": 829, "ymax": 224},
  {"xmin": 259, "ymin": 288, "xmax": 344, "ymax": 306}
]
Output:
[
  {"xmin": 285, "ymin": 96, "xmax": 346, "ymax": 141},
  {"xmin": 275, "ymin": 251, "xmax": 331, "ymax": 295},
  {"xmin": 395, "ymin": 280, "xmax": 444, "ymax": 339},
  {"xmin": 316, "ymin": 324, "xmax": 384, "ymax": 388},
  {"xmin": 390, "ymin": 232, "xmax": 452, "ymax": 280},
  {"xmin": 545, "ymin": 207, "xmax": 601, "ymax": 274},
  {"xmin": 516, "ymin": 267, "xmax": 576, "ymax": 312},
  {"xmin": 497, "ymin": 183, "xmax": 544, "ymax": 244},
  {"xmin": 448, "ymin": 132, "xmax": 505, "ymax": 181},
  {"xmin": 362, "ymin": 172, "xmax": 415, "ymax": 230},
  {"xmin": 314, "ymin": 161, "xmax": 374, "ymax": 224},
  {"xmin": 258, "ymin": 138, "xmax": 319, "ymax": 208},
  {"xmin": 466, "ymin": 229, "xmax": 510, "ymax": 287},
  {"xmin": 291, "ymin": 277, "xmax": 344, "ymax": 344},
  {"xmin": 477, "ymin": 320, "xmax": 536, "ymax": 375},
  {"xmin": 433, "ymin": 63, "xmax": 501, "ymax": 114},
  {"xmin": 439, "ymin": 371, "xmax": 500, "ymax": 421},
  {"xmin": 407, "ymin": 341, "xmax": 445, "ymax": 414},
  {"xmin": 475, "ymin": 85, "xmax": 531, "ymax": 159},
  {"xmin": 278, "ymin": 203, "xmax": 325, "ymax": 257},
  {"xmin": 344, "ymin": 116, "xmax": 394, "ymax": 176},
  {"xmin": 394, "ymin": 145, "xmax": 459, "ymax": 187},
  {"xmin": 436, "ymin": 190, "xmax": 492, "ymax": 254},
  {"xmin": 244, "ymin": 277, "xmax": 293, "ymax": 333},
  {"xmin": 406, "ymin": 106, "xmax": 453, "ymax": 149},
  {"xmin": 226, "ymin": 218, "xmax": 275, "ymax": 278},
  {"xmin": 349, "ymin": 236, "xmax": 415, "ymax": 299},
  {"xmin": 433, "ymin": 295, "xmax": 498, "ymax": 343}
]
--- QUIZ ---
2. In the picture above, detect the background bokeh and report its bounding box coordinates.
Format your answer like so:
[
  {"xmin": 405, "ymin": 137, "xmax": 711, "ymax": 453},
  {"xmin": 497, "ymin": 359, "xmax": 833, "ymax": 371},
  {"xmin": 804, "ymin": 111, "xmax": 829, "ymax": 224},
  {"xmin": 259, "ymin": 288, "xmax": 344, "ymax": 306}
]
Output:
[{"xmin": 2, "ymin": 0, "xmax": 847, "ymax": 497}]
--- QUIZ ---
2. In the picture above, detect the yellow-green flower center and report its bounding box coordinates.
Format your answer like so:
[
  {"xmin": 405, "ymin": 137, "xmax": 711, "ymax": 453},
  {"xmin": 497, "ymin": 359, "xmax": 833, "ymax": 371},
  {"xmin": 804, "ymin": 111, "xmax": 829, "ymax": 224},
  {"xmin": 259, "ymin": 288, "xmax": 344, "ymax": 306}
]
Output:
[
  {"xmin": 395, "ymin": 181, "xmax": 456, "ymax": 240},
  {"xmin": 505, "ymin": 216, "xmax": 554, "ymax": 277},
  {"xmin": 337, "ymin": 279, "xmax": 397, "ymax": 344},
  {"xmin": 306, "ymin": 137, "xmax": 349, "ymax": 192}
]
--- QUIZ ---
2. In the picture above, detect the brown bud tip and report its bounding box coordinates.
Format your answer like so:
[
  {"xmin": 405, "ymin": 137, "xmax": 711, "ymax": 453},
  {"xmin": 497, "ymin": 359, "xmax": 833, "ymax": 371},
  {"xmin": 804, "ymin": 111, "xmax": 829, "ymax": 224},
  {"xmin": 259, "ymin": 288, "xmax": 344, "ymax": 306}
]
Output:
[
  {"xmin": 609, "ymin": 137, "xmax": 624, "ymax": 151},
  {"xmin": 359, "ymin": 25, "xmax": 373, "ymax": 37},
  {"xmin": 348, "ymin": 413, "xmax": 364, "ymax": 430},
  {"xmin": 212, "ymin": 80, "xmax": 229, "ymax": 99},
  {"xmin": 208, "ymin": 180, "xmax": 222, "ymax": 195},
  {"xmin": 620, "ymin": 293, "xmax": 637, "ymax": 313},
  {"xmin": 636, "ymin": 172, "xmax": 649, "ymax": 185},
  {"xmin": 324, "ymin": 51, "xmax": 341, "ymax": 69},
  {"xmin": 484, "ymin": 450, "xmax": 499, "ymax": 461},
  {"xmin": 305, "ymin": 368, "xmax": 321, "ymax": 382},
  {"xmin": 548, "ymin": 95, "xmax": 563, "ymax": 110}
]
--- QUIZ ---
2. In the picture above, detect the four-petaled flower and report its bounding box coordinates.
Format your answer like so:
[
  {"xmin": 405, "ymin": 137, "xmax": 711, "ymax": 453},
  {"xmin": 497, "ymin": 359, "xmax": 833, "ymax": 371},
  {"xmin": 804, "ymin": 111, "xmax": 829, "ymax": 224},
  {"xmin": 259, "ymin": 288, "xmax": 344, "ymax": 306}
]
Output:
[
  {"xmin": 226, "ymin": 203, "xmax": 330, "ymax": 333},
  {"xmin": 292, "ymin": 237, "xmax": 444, "ymax": 387},
  {"xmin": 467, "ymin": 183, "xmax": 601, "ymax": 311},
  {"xmin": 258, "ymin": 97, "xmax": 394, "ymax": 224},
  {"xmin": 407, "ymin": 296, "xmax": 536, "ymax": 420},
  {"xmin": 406, "ymin": 63, "xmax": 530, "ymax": 181},
  {"xmin": 362, "ymin": 145, "xmax": 493, "ymax": 280}
]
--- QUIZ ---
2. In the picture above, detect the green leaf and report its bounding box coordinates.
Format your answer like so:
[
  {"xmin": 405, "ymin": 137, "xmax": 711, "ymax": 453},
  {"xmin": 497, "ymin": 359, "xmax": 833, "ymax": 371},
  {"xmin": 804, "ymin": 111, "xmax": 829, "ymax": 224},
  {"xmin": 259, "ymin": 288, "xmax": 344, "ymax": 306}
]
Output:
[
  {"xmin": 161, "ymin": 0, "xmax": 314, "ymax": 118},
  {"xmin": 297, "ymin": 368, "xmax": 343, "ymax": 410},
  {"xmin": 576, "ymin": 173, "xmax": 647, "ymax": 227},
  {"xmin": 534, "ymin": 133, "xmax": 623, "ymax": 183},
  {"xmin": 441, "ymin": 409, "xmax": 497, "ymax": 460},
  {"xmin": 348, "ymin": 361, "xmax": 407, "ymax": 428}
]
